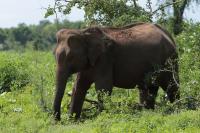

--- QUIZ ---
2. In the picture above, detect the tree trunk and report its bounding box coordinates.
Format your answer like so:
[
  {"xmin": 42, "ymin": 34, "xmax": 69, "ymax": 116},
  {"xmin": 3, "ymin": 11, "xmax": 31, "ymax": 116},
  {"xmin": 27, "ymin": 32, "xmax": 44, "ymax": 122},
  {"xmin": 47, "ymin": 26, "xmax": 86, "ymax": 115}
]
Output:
[
  {"xmin": 172, "ymin": 0, "xmax": 188, "ymax": 35},
  {"xmin": 133, "ymin": 0, "xmax": 138, "ymax": 8}
]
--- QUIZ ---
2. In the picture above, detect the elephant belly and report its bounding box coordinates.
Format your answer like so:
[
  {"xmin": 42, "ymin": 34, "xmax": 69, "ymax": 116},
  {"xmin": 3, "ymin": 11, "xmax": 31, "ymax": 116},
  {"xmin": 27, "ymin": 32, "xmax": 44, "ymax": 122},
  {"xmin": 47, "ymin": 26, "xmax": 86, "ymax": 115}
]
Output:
[
  {"xmin": 113, "ymin": 66, "xmax": 145, "ymax": 89},
  {"xmin": 113, "ymin": 79, "xmax": 137, "ymax": 89},
  {"xmin": 112, "ymin": 45, "xmax": 161, "ymax": 89}
]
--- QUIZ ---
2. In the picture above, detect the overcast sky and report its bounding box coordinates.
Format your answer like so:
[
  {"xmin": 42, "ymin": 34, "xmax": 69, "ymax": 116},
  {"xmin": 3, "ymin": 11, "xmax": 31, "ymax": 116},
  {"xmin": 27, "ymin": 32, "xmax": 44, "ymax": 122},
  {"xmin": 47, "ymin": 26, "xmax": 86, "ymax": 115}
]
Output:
[
  {"xmin": 0, "ymin": 0, "xmax": 84, "ymax": 28},
  {"xmin": 0, "ymin": 0, "xmax": 200, "ymax": 28}
]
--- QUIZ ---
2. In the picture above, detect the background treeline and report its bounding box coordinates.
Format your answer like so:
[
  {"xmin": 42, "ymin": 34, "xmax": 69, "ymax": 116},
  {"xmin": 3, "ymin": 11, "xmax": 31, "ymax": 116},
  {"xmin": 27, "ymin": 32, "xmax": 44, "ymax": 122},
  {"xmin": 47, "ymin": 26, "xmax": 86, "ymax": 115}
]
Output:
[{"xmin": 0, "ymin": 20, "xmax": 84, "ymax": 51}]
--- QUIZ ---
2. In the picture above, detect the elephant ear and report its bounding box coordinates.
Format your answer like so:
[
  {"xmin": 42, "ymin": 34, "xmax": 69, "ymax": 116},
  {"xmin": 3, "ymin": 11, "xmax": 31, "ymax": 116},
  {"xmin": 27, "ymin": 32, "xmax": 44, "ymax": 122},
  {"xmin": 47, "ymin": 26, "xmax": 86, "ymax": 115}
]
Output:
[
  {"xmin": 87, "ymin": 39, "xmax": 105, "ymax": 66},
  {"xmin": 84, "ymin": 27, "xmax": 107, "ymax": 66},
  {"xmin": 87, "ymin": 37, "xmax": 114, "ymax": 66},
  {"xmin": 88, "ymin": 39, "xmax": 114, "ymax": 66},
  {"xmin": 80, "ymin": 27, "xmax": 114, "ymax": 66},
  {"xmin": 67, "ymin": 34, "xmax": 86, "ymax": 54}
]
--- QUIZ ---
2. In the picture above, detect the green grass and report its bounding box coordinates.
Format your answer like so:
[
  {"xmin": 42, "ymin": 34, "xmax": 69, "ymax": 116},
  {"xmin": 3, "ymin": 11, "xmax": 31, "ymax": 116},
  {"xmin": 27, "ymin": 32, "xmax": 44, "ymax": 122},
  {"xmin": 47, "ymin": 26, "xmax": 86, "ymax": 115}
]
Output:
[
  {"xmin": 0, "ymin": 39, "xmax": 200, "ymax": 133},
  {"xmin": 0, "ymin": 88, "xmax": 200, "ymax": 133}
]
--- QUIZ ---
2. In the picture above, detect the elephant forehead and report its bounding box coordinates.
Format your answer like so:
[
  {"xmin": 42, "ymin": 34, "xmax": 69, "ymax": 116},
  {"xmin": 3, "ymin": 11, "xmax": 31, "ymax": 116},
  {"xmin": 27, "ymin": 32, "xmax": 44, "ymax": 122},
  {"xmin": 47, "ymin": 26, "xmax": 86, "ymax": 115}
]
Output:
[{"xmin": 56, "ymin": 29, "xmax": 80, "ymax": 42}]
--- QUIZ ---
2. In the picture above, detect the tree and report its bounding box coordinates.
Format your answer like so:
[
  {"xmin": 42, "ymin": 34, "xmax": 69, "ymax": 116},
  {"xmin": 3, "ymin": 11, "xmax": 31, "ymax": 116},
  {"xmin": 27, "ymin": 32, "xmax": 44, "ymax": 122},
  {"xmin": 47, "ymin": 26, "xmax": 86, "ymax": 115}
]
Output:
[
  {"xmin": 46, "ymin": 0, "xmax": 200, "ymax": 35},
  {"xmin": 12, "ymin": 23, "xmax": 32, "ymax": 47},
  {"xmin": 45, "ymin": 0, "xmax": 151, "ymax": 26},
  {"xmin": 0, "ymin": 28, "xmax": 7, "ymax": 44},
  {"xmin": 156, "ymin": 0, "xmax": 200, "ymax": 35},
  {"xmin": 173, "ymin": 0, "xmax": 200, "ymax": 34}
]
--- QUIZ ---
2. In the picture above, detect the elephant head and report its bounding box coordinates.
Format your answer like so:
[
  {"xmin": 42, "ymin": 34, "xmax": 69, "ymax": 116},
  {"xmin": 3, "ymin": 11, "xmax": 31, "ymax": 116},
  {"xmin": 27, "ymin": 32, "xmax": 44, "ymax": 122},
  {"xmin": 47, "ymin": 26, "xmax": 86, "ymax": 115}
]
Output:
[{"xmin": 53, "ymin": 27, "xmax": 113, "ymax": 120}]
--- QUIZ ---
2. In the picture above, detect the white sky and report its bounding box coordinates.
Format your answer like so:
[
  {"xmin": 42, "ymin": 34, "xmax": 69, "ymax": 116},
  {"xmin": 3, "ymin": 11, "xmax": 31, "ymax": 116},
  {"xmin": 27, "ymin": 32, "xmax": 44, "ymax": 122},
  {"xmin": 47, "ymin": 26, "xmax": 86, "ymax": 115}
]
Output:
[
  {"xmin": 0, "ymin": 0, "xmax": 84, "ymax": 28},
  {"xmin": 0, "ymin": 0, "xmax": 199, "ymax": 28}
]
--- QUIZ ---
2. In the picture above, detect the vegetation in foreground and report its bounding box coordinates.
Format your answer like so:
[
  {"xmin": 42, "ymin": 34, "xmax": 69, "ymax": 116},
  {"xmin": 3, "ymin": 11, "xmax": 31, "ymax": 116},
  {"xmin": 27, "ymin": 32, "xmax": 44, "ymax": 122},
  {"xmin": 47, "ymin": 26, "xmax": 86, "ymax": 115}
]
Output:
[{"xmin": 0, "ymin": 22, "xmax": 200, "ymax": 132}]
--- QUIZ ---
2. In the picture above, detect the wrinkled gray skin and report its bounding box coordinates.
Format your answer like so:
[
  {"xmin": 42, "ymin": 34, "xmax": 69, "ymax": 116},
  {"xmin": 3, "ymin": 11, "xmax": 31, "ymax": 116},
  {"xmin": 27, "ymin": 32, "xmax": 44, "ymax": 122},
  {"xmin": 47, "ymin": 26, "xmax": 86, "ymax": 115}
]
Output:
[{"xmin": 53, "ymin": 22, "xmax": 180, "ymax": 120}]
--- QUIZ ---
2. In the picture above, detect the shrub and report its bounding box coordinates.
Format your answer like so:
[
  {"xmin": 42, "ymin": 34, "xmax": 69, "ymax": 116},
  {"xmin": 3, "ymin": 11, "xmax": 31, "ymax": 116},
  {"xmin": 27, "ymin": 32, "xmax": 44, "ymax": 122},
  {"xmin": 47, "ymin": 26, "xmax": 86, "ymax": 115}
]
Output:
[
  {"xmin": 176, "ymin": 22, "xmax": 200, "ymax": 54},
  {"xmin": 0, "ymin": 52, "xmax": 30, "ymax": 93}
]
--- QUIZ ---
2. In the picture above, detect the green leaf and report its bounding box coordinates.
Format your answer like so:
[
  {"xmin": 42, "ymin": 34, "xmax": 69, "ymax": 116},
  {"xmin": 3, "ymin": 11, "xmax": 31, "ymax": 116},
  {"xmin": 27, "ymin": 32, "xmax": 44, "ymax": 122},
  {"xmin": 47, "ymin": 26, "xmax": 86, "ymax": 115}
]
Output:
[{"xmin": 45, "ymin": 7, "xmax": 54, "ymax": 18}]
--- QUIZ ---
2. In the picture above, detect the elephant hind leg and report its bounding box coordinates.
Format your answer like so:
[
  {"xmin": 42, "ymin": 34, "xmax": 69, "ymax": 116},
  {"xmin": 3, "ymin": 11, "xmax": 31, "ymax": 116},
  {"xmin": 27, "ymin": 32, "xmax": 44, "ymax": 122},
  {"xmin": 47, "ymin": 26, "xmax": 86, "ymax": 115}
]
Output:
[
  {"xmin": 146, "ymin": 85, "xmax": 159, "ymax": 109},
  {"xmin": 159, "ymin": 71, "xmax": 180, "ymax": 103},
  {"xmin": 159, "ymin": 54, "xmax": 180, "ymax": 103},
  {"xmin": 138, "ymin": 84, "xmax": 159, "ymax": 109},
  {"xmin": 95, "ymin": 78, "xmax": 113, "ymax": 112},
  {"xmin": 95, "ymin": 86, "xmax": 113, "ymax": 112}
]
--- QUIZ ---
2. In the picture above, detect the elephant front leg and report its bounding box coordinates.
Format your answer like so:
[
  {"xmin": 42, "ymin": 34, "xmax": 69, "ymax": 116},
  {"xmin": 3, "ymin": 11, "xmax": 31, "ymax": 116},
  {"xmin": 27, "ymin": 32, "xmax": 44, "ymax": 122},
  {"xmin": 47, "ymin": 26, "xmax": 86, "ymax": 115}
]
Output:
[
  {"xmin": 145, "ymin": 85, "xmax": 159, "ymax": 109},
  {"xmin": 53, "ymin": 67, "xmax": 69, "ymax": 121},
  {"xmin": 69, "ymin": 72, "xmax": 92, "ymax": 119}
]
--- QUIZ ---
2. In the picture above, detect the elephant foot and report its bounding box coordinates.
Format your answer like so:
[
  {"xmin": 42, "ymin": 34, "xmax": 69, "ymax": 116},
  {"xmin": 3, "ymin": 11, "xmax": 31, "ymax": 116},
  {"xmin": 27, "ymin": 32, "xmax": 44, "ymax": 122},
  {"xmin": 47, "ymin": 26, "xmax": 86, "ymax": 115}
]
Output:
[
  {"xmin": 144, "ymin": 103, "xmax": 155, "ymax": 109},
  {"xmin": 144, "ymin": 97, "xmax": 156, "ymax": 109},
  {"xmin": 68, "ymin": 113, "xmax": 81, "ymax": 121},
  {"xmin": 139, "ymin": 102, "xmax": 155, "ymax": 110},
  {"xmin": 53, "ymin": 112, "xmax": 61, "ymax": 121}
]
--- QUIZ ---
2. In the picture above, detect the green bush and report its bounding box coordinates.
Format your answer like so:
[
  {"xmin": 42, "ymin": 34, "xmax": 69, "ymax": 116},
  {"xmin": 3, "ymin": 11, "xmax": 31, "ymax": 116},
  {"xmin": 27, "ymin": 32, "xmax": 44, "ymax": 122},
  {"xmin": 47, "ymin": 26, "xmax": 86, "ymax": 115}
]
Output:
[
  {"xmin": 176, "ymin": 22, "xmax": 200, "ymax": 54},
  {"xmin": 0, "ymin": 52, "xmax": 30, "ymax": 93}
]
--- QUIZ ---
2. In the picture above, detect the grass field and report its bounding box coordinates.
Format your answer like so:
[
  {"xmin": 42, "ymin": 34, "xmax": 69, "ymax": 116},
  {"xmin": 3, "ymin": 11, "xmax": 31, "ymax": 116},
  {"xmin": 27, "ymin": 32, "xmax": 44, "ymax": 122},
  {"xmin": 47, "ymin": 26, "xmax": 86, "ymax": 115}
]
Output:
[{"xmin": 0, "ymin": 29, "xmax": 200, "ymax": 133}]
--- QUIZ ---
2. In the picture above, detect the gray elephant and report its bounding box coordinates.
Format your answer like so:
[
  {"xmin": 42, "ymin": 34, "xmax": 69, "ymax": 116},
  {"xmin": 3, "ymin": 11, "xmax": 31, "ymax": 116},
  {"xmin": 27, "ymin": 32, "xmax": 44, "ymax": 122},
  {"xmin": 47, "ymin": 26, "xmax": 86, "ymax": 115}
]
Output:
[{"xmin": 53, "ymin": 22, "xmax": 180, "ymax": 120}]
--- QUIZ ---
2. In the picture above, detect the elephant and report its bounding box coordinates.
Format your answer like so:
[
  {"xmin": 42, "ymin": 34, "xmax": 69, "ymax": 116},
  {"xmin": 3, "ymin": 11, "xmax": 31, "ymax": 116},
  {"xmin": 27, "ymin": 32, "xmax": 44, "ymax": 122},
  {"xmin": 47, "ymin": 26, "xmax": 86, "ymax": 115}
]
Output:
[{"xmin": 53, "ymin": 22, "xmax": 180, "ymax": 120}]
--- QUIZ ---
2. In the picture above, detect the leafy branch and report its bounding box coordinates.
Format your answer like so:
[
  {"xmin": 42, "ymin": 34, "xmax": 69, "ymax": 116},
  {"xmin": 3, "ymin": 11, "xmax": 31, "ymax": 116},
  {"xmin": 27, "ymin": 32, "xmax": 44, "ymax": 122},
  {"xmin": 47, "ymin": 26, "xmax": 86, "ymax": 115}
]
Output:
[{"xmin": 150, "ymin": 0, "xmax": 183, "ymax": 17}]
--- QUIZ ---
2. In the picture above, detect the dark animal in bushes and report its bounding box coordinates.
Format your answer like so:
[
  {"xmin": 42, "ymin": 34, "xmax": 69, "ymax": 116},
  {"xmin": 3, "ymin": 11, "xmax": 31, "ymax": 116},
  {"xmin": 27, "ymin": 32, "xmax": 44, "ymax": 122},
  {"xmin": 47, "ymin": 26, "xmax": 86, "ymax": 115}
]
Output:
[{"xmin": 53, "ymin": 22, "xmax": 180, "ymax": 120}]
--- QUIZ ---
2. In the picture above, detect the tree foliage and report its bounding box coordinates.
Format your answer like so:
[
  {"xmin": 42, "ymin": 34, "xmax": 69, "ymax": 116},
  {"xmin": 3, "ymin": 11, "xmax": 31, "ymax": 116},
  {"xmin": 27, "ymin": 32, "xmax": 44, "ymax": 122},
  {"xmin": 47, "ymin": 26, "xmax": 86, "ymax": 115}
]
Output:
[
  {"xmin": 0, "ymin": 29, "xmax": 7, "ymax": 44},
  {"xmin": 46, "ymin": 0, "xmax": 200, "ymax": 34},
  {"xmin": 12, "ymin": 24, "xmax": 33, "ymax": 47},
  {"xmin": 157, "ymin": 0, "xmax": 200, "ymax": 34},
  {"xmin": 46, "ymin": 0, "xmax": 152, "ymax": 26}
]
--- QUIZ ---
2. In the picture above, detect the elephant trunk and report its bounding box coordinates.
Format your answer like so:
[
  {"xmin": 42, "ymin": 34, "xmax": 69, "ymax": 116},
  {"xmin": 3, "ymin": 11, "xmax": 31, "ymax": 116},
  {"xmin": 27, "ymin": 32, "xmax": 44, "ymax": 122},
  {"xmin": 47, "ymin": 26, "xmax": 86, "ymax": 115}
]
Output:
[{"xmin": 53, "ymin": 66, "xmax": 70, "ymax": 120}]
